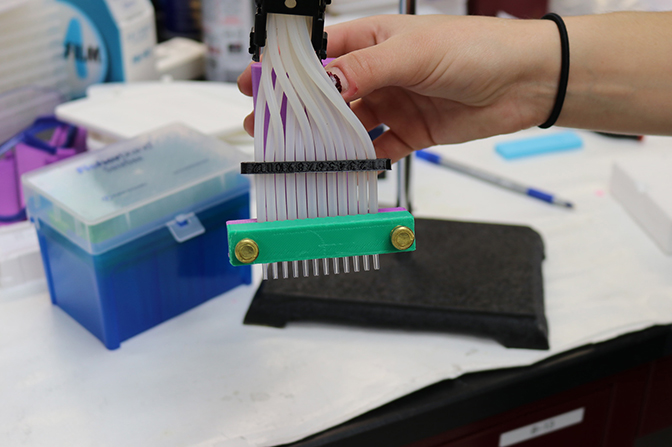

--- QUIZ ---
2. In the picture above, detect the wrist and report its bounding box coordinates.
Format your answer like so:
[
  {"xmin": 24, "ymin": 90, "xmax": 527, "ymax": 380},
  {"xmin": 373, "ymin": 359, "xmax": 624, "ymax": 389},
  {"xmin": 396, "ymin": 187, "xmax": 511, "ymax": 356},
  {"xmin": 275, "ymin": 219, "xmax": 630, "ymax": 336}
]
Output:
[{"xmin": 512, "ymin": 19, "xmax": 563, "ymax": 129}]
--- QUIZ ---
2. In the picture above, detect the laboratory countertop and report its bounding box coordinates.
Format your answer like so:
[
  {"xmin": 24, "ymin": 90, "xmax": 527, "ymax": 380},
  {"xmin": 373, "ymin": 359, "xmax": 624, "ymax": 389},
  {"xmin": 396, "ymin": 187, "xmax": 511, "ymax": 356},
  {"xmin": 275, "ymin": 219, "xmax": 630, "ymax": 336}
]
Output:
[{"xmin": 2, "ymin": 128, "xmax": 672, "ymax": 447}]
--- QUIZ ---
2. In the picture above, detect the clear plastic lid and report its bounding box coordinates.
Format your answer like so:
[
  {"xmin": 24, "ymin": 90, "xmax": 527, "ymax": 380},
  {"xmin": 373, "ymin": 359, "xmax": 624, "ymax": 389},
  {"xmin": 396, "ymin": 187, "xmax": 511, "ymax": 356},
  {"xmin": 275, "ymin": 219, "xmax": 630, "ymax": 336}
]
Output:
[{"xmin": 23, "ymin": 124, "xmax": 248, "ymax": 255}]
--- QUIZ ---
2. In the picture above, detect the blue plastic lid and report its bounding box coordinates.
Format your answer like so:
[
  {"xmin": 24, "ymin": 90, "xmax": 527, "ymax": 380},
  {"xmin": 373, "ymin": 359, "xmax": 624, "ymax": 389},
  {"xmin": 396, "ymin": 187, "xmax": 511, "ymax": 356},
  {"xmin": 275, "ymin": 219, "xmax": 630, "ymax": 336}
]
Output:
[
  {"xmin": 495, "ymin": 131, "xmax": 583, "ymax": 160},
  {"xmin": 23, "ymin": 124, "xmax": 248, "ymax": 254}
]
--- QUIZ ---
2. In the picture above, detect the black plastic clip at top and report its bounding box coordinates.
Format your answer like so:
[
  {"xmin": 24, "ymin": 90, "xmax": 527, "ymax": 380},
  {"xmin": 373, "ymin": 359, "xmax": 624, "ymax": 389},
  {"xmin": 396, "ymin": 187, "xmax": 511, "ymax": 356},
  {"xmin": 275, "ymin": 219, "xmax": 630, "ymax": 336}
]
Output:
[{"xmin": 249, "ymin": 0, "xmax": 331, "ymax": 62}]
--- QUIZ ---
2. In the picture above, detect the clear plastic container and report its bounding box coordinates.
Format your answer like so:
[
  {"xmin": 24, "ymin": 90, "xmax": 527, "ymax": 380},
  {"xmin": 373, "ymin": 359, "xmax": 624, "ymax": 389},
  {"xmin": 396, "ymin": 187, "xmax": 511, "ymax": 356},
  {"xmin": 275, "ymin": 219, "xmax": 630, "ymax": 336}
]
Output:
[{"xmin": 23, "ymin": 125, "xmax": 251, "ymax": 349}]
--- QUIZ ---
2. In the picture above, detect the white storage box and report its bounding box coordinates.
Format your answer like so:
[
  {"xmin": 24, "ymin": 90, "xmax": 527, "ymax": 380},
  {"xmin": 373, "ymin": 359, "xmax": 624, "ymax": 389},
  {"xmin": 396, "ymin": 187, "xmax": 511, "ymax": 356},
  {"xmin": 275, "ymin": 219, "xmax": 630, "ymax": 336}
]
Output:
[{"xmin": 610, "ymin": 154, "xmax": 672, "ymax": 255}]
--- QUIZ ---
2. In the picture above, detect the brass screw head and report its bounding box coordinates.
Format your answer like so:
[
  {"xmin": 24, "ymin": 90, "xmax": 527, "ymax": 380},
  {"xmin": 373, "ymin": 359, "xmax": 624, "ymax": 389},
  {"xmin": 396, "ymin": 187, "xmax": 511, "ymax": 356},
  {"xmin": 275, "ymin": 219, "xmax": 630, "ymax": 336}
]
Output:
[
  {"xmin": 390, "ymin": 226, "xmax": 415, "ymax": 251},
  {"xmin": 235, "ymin": 238, "xmax": 259, "ymax": 264}
]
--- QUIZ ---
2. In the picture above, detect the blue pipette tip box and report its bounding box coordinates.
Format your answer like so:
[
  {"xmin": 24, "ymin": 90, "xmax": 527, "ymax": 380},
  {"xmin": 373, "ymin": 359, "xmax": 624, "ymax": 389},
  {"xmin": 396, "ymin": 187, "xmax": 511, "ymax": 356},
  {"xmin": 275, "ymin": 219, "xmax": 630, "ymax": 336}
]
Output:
[
  {"xmin": 22, "ymin": 125, "xmax": 251, "ymax": 349},
  {"xmin": 495, "ymin": 131, "xmax": 583, "ymax": 160}
]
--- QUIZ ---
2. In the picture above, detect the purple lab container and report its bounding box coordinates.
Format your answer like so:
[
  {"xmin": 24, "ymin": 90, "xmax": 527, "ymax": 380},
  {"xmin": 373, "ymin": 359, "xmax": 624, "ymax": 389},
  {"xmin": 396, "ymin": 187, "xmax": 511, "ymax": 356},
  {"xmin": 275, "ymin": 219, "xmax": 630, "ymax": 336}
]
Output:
[
  {"xmin": 0, "ymin": 124, "xmax": 87, "ymax": 226},
  {"xmin": 0, "ymin": 152, "xmax": 21, "ymax": 222}
]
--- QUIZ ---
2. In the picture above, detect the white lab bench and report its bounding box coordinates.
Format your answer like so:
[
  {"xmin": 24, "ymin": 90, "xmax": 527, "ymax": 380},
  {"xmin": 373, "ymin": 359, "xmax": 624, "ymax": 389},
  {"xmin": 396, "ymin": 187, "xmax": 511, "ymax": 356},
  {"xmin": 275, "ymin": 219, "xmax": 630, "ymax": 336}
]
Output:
[{"xmin": 2, "ymin": 129, "xmax": 672, "ymax": 447}]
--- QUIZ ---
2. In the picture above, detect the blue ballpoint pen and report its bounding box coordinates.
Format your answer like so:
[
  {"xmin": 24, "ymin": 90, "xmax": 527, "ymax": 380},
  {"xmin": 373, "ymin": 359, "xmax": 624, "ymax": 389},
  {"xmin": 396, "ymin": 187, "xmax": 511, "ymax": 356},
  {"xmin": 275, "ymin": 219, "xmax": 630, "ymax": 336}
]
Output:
[{"xmin": 416, "ymin": 150, "xmax": 574, "ymax": 209}]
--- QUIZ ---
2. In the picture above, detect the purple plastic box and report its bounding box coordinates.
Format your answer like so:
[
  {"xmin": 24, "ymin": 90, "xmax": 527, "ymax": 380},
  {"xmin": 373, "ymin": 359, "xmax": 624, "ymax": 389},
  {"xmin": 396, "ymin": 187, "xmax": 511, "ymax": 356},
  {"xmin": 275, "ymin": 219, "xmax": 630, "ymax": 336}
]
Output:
[{"xmin": 0, "ymin": 125, "xmax": 87, "ymax": 225}]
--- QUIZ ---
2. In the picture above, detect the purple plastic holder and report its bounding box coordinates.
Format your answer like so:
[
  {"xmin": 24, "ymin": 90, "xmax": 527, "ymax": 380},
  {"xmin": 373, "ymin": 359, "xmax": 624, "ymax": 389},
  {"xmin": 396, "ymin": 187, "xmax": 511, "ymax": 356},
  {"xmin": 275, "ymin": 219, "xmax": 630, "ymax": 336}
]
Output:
[
  {"xmin": 0, "ymin": 122, "xmax": 87, "ymax": 226},
  {"xmin": 0, "ymin": 151, "xmax": 21, "ymax": 221},
  {"xmin": 227, "ymin": 207, "xmax": 407, "ymax": 226}
]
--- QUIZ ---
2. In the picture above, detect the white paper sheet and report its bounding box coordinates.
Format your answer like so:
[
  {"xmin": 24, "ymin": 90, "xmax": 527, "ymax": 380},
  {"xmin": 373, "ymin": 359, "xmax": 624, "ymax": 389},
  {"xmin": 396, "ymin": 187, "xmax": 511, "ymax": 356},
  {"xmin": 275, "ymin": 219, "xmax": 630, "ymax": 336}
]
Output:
[
  {"xmin": 2, "ymin": 130, "xmax": 672, "ymax": 447},
  {"xmin": 0, "ymin": 222, "xmax": 43, "ymax": 289}
]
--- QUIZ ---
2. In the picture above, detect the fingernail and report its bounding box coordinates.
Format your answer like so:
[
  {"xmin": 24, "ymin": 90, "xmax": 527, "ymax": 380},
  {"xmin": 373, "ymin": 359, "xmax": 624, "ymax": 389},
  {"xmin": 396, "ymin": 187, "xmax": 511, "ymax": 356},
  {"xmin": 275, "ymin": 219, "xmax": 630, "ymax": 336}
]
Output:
[
  {"xmin": 326, "ymin": 67, "xmax": 348, "ymax": 95},
  {"xmin": 327, "ymin": 71, "xmax": 342, "ymax": 93}
]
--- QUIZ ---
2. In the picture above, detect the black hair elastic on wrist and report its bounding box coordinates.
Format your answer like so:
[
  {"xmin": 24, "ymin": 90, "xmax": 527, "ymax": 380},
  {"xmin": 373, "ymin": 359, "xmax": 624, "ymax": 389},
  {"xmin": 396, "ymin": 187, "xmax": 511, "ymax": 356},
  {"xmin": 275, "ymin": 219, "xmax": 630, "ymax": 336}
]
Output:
[{"xmin": 539, "ymin": 13, "xmax": 570, "ymax": 129}]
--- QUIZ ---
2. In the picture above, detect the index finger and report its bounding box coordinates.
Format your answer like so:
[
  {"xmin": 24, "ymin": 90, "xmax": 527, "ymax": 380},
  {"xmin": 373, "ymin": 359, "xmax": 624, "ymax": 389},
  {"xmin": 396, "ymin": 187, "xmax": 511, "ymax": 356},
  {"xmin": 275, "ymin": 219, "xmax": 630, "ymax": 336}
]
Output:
[
  {"xmin": 237, "ymin": 62, "xmax": 254, "ymax": 97},
  {"xmin": 325, "ymin": 15, "xmax": 395, "ymax": 58}
]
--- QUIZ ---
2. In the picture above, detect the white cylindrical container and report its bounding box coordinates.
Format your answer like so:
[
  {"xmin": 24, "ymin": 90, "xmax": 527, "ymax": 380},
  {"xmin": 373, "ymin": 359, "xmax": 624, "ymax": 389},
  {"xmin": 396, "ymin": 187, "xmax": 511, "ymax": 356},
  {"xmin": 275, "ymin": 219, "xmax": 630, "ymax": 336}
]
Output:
[{"xmin": 202, "ymin": 0, "xmax": 254, "ymax": 82}]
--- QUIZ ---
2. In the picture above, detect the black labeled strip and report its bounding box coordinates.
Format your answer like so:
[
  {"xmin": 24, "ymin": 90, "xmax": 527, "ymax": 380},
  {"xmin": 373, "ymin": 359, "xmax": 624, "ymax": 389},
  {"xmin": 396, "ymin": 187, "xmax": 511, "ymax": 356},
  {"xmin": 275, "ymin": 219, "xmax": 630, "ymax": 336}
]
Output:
[{"xmin": 241, "ymin": 159, "xmax": 392, "ymax": 175}]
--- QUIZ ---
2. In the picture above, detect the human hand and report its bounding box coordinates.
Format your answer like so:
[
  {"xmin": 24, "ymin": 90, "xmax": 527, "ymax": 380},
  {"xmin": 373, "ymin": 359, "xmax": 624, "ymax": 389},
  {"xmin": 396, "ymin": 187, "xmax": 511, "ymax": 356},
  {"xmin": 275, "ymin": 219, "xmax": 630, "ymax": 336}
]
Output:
[
  {"xmin": 238, "ymin": 14, "xmax": 560, "ymax": 162},
  {"xmin": 324, "ymin": 14, "xmax": 561, "ymax": 162}
]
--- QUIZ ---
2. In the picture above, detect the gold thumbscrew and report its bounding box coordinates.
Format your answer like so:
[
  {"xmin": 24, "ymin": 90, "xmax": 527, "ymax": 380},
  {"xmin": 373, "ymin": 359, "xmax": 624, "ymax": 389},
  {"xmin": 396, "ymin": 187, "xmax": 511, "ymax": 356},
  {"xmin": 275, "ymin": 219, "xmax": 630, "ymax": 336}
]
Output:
[
  {"xmin": 235, "ymin": 238, "xmax": 259, "ymax": 264},
  {"xmin": 390, "ymin": 226, "xmax": 415, "ymax": 251}
]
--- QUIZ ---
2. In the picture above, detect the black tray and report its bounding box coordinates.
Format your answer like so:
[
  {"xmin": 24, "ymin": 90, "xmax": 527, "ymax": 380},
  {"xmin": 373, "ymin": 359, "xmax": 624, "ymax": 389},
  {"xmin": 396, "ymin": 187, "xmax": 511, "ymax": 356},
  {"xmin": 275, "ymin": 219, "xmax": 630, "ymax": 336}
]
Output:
[{"xmin": 244, "ymin": 218, "xmax": 548, "ymax": 350}]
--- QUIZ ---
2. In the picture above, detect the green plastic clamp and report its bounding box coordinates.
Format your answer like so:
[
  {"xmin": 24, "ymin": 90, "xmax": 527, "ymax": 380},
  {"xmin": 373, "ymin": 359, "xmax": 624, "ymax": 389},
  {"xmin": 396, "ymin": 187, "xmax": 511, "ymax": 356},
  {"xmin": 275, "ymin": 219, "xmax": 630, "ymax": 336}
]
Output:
[{"xmin": 227, "ymin": 210, "xmax": 415, "ymax": 266}]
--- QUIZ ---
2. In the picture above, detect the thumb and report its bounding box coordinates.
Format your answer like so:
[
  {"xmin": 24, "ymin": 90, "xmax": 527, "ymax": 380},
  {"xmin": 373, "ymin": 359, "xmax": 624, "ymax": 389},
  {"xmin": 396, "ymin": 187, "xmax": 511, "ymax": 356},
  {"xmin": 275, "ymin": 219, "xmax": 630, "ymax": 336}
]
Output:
[{"xmin": 325, "ymin": 38, "xmax": 423, "ymax": 102}]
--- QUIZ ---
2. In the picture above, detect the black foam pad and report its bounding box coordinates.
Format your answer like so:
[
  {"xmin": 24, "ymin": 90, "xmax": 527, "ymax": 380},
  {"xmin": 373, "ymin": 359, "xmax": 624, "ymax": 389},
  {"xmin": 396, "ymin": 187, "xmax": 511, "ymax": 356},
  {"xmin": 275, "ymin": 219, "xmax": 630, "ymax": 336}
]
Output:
[{"xmin": 244, "ymin": 218, "xmax": 548, "ymax": 350}]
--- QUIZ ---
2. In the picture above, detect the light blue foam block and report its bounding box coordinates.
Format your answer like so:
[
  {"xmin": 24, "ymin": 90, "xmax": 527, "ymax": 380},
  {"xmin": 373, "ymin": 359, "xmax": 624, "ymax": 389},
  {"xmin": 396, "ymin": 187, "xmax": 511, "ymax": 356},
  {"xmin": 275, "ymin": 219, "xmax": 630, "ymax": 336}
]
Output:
[{"xmin": 495, "ymin": 131, "xmax": 583, "ymax": 160}]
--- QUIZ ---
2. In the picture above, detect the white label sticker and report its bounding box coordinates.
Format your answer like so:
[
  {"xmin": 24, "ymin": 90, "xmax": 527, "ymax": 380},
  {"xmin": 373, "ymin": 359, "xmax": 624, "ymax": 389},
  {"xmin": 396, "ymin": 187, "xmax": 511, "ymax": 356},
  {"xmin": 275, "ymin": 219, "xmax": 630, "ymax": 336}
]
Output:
[{"xmin": 499, "ymin": 408, "xmax": 585, "ymax": 447}]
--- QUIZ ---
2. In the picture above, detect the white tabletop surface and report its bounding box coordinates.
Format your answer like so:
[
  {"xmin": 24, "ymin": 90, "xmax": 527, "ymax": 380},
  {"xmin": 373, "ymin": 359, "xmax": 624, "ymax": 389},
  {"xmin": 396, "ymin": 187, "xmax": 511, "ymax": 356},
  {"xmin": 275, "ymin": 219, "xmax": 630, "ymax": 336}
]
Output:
[{"xmin": 2, "ymin": 128, "xmax": 672, "ymax": 447}]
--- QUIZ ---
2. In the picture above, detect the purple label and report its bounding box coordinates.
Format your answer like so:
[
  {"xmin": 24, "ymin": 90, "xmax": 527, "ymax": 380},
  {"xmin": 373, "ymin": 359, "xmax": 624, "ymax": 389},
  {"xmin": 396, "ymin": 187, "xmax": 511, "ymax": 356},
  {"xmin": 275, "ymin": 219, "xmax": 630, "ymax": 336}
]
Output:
[{"xmin": 226, "ymin": 207, "xmax": 408, "ymax": 226}]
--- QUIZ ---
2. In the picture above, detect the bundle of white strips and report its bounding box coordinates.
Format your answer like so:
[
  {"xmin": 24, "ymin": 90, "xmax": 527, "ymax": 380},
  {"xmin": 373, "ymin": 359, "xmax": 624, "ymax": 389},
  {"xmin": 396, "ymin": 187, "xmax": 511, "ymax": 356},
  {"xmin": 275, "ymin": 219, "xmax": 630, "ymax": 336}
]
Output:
[{"xmin": 255, "ymin": 13, "xmax": 380, "ymax": 280}]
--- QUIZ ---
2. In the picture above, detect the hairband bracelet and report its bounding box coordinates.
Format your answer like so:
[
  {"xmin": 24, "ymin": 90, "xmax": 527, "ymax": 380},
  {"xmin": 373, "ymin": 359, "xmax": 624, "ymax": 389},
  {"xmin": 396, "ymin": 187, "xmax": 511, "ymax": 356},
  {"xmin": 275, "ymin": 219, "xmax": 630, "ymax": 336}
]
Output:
[{"xmin": 539, "ymin": 13, "xmax": 570, "ymax": 129}]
